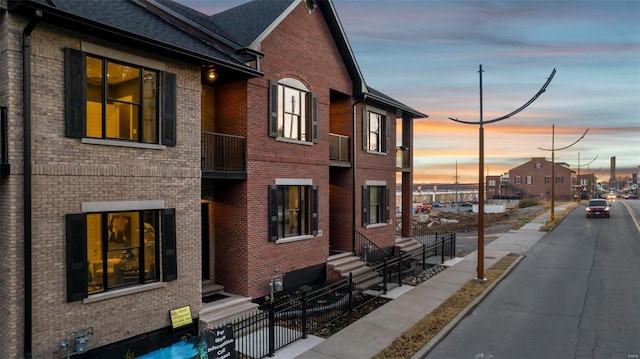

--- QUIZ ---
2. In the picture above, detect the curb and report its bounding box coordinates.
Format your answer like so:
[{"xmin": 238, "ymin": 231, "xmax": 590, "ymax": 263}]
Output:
[{"xmin": 410, "ymin": 253, "xmax": 526, "ymax": 359}]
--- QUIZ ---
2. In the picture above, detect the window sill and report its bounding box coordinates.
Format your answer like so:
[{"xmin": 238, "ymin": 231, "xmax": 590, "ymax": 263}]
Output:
[
  {"xmin": 82, "ymin": 138, "xmax": 167, "ymax": 150},
  {"xmin": 365, "ymin": 223, "xmax": 388, "ymax": 229},
  {"xmin": 275, "ymin": 234, "xmax": 314, "ymax": 244},
  {"xmin": 366, "ymin": 150, "xmax": 387, "ymax": 156},
  {"xmin": 83, "ymin": 282, "xmax": 166, "ymax": 303},
  {"xmin": 275, "ymin": 137, "xmax": 313, "ymax": 146}
]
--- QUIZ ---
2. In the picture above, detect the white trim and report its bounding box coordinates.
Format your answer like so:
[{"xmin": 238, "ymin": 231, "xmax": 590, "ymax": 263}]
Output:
[
  {"xmin": 275, "ymin": 137, "xmax": 313, "ymax": 146},
  {"xmin": 81, "ymin": 42, "xmax": 166, "ymax": 71},
  {"xmin": 82, "ymin": 138, "xmax": 166, "ymax": 150},
  {"xmin": 365, "ymin": 223, "xmax": 387, "ymax": 229},
  {"xmin": 83, "ymin": 282, "xmax": 166, "ymax": 303},
  {"xmin": 249, "ymin": 1, "xmax": 300, "ymax": 51},
  {"xmin": 82, "ymin": 200, "xmax": 165, "ymax": 213},
  {"xmin": 275, "ymin": 235, "xmax": 314, "ymax": 244},
  {"xmin": 365, "ymin": 180, "xmax": 387, "ymax": 186},
  {"xmin": 365, "ymin": 105, "xmax": 387, "ymax": 116},
  {"xmin": 276, "ymin": 178, "xmax": 313, "ymax": 186}
]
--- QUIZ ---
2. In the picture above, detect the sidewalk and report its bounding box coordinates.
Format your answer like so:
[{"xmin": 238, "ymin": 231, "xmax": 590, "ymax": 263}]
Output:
[{"xmin": 270, "ymin": 204, "xmax": 572, "ymax": 359}]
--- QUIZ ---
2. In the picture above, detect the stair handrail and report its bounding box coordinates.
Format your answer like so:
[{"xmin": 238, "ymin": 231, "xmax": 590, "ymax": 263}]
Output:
[{"xmin": 353, "ymin": 229, "xmax": 393, "ymax": 266}]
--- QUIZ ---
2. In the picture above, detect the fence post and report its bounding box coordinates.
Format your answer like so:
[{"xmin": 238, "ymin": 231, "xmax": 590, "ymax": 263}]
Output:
[
  {"xmin": 301, "ymin": 290, "xmax": 308, "ymax": 339},
  {"xmin": 452, "ymin": 233, "xmax": 456, "ymax": 258},
  {"xmin": 348, "ymin": 272, "xmax": 353, "ymax": 312},
  {"xmin": 383, "ymin": 258, "xmax": 388, "ymax": 294},
  {"xmin": 422, "ymin": 243, "xmax": 426, "ymax": 270},
  {"xmin": 268, "ymin": 299, "xmax": 275, "ymax": 357},
  {"xmin": 441, "ymin": 235, "xmax": 445, "ymax": 264},
  {"xmin": 398, "ymin": 253, "xmax": 403, "ymax": 287}
]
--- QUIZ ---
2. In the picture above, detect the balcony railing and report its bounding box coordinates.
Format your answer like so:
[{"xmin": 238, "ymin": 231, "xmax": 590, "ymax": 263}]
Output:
[
  {"xmin": 201, "ymin": 132, "xmax": 245, "ymax": 177},
  {"xmin": 329, "ymin": 133, "xmax": 350, "ymax": 166},
  {"xmin": 396, "ymin": 147, "xmax": 410, "ymax": 171},
  {"xmin": 1, "ymin": 106, "xmax": 9, "ymax": 177}
]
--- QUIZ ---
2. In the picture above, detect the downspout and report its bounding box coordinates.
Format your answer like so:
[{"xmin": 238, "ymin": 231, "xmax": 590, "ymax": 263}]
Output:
[
  {"xmin": 22, "ymin": 10, "xmax": 42, "ymax": 359},
  {"xmin": 352, "ymin": 94, "xmax": 366, "ymax": 248}
]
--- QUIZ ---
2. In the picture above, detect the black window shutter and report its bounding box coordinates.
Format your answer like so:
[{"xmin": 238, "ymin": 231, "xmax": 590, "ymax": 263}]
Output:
[
  {"xmin": 385, "ymin": 186, "xmax": 391, "ymax": 223},
  {"xmin": 362, "ymin": 108, "xmax": 368, "ymax": 151},
  {"xmin": 162, "ymin": 72, "xmax": 177, "ymax": 146},
  {"xmin": 362, "ymin": 186, "xmax": 369, "ymax": 226},
  {"xmin": 161, "ymin": 208, "xmax": 177, "ymax": 281},
  {"xmin": 385, "ymin": 115, "xmax": 390, "ymax": 153},
  {"xmin": 311, "ymin": 186, "xmax": 318, "ymax": 235},
  {"xmin": 66, "ymin": 213, "xmax": 87, "ymax": 302},
  {"xmin": 311, "ymin": 93, "xmax": 318, "ymax": 143},
  {"xmin": 268, "ymin": 185, "xmax": 278, "ymax": 241},
  {"xmin": 64, "ymin": 48, "xmax": 86, "ymax": 138},
  {"xmin": 269, "ymin": 80, "xmax": 279, "ymax": 137}
]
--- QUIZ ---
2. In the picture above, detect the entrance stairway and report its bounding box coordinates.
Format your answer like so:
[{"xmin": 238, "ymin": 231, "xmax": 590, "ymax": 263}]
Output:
[
  {"xmin": 394, "ymin": 237, "xmax": 422, "ymax": 255},
  {"xmin": 198, "ymin": 281, "xmax": 259, "ymax": 331}
]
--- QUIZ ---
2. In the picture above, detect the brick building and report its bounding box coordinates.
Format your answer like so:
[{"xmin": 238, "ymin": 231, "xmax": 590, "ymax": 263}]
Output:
[
  {"xmin": 0, "ymin": 0, "xmax": 425, "ymax": 357},
  {"xmin": 486, "ymin": 157, "xmax": 576, "ymax": 201}
]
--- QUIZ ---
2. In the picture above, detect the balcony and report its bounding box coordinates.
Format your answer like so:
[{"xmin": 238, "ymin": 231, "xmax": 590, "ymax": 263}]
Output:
[
  {"xmin": 201, "ymin": 132, "xmax": 246, "ymax": 179},
  {"xmin": 1, "ymin": 106, "xmax": 8, "ymax": 177},
  {"xmin": 396, "ymin": 146, "xmax": 410, "ymax": 172},
  {"xmin": 329, "ymin": 133, "xmax": 350, "ymax": 167}
]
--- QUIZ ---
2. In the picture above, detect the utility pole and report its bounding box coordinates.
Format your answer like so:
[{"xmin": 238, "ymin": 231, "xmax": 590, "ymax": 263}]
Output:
[
  {"xmin": 538, "ymin": 126, "xmax": 589, "ymax": 222},
  {"xmin": 449, "ymin": 65, "xmax": 555, "ymax": 281}
]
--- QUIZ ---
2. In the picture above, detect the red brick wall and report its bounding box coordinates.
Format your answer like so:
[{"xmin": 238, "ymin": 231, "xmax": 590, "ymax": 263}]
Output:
[
  {"xmin": 507, "ymin": 158, "xmax": 575, "ymax": 201},
  {"xmin": 215, "ymin": 3, "xmax": 356, "ymax": 298}
]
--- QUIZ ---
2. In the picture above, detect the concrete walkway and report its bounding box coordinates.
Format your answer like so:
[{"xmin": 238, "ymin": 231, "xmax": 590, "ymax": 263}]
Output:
[{"xmin": 270, "ymin": 204, "xmax": 572, "ymax": 359}]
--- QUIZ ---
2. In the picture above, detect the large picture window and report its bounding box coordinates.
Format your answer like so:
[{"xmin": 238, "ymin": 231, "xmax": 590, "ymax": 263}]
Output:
[
  {"xmin": 364, "ymin": 109, "xmax": 389, "ymax": 153},
  {"xmin": 85, "ymin": 56, "xmax": 158, "ymax": 142},
  {"xmin": 65, "ymin": 208, "xmax": 177, "ymax": 302},
  {"xmin": 362, "ymin": 185, "xmax": 390, "ymax": 226},
  {"xmin": 65, "ymin": 48, "xmax": 176, "ymax": 146},
  {"xmin": 268, "ymin": 185, "xmax": 318, "ymax": 241},
  {"xmin": 268, "ymin": 79, "xmax": 318, "ymax": 143}
]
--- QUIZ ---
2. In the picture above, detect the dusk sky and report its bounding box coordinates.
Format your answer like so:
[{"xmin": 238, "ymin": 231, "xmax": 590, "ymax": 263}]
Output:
[{"xmin": 175, "ymin": 0, "xmax": 639, "ymax": 184}]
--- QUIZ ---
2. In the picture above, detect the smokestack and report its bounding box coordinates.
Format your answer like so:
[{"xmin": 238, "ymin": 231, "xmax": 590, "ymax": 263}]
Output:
[{"xmin": 610, "ymin": 156, "xmax": 616, "ymax": 182}]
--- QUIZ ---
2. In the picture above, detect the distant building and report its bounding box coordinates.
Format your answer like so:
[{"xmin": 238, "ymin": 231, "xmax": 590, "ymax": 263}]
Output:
[{"xmin": 486, "ymin": 157, "xmax": 576, "ymax": 201}]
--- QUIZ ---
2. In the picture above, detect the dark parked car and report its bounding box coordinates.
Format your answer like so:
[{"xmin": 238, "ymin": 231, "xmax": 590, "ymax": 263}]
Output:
[{"xmin": 586, "ymin": 199, "xmax": 610, "ymax": 218}]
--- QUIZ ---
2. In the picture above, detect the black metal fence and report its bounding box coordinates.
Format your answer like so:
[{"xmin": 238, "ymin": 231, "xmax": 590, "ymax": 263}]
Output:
[
  {"xmin": 201, "ymin": 131, "xmax": 246, "ymax": 172},
  {"xmin": 214, "ymin": 232, "xmax": 456, "ymax": 358}
]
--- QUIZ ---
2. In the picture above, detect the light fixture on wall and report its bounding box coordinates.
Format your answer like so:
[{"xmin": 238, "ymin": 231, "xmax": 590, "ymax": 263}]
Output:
[{"xmin": 207, "ymin": 68, "xmax": 216, "ymax": 80}]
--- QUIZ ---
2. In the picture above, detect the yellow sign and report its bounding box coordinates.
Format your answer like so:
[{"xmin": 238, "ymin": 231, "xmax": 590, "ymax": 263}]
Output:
[{"xmin": 169, "ymin": 305, "xmax": 193, "ymax": 329}]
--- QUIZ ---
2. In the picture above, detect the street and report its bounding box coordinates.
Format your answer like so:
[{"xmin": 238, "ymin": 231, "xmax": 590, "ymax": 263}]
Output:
[{"xmin": 426, "ymin": 199, "xmax": 640, "ymax": 359}]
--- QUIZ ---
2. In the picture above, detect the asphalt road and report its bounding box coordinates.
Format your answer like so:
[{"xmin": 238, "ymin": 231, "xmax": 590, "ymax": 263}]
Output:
[{"xmin": 426, "ymin": 199, "xmax": 640, "ymax": 359}]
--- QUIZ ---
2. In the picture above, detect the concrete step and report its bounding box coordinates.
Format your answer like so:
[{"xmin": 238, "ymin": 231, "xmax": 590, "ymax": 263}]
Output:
[
  {"xmin": 334, "ymin": 260, "xmax": 367, "ymax": 277},
  {"xmin": 202, "ymin": 281, "xmax": 224, "ymax": 296},
  {"xmin": 328, "ymin": 255, "xmax": 361, "ymax": 269},
  {"xmin": 395, "ymin": 238, "xmax": 423, "ymax": 254},
  {"xmin": 198, "ymin": 294, "xmax": 260, "ymax": 330},
  {"xmin": 327, "ymin": 252, "xmax": 353, "ymax": 262}
]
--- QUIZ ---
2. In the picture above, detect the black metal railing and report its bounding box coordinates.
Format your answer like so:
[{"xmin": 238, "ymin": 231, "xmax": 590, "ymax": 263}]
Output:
[
  {"xmin": 1, "ymin": 106, "xmax": 9, "ymax": 177},
  {"xmin": 201, "ymin": 131, "xmax": 245, "ymax": 173},
  {"xmin": 396, "ymin": 147, "xmax": 410, "ymax": 170},
  {"xmin": 329, "ymin": 133, "xmax": 350, "ymax": 164},
  {"xmin": 353, "ymin": 230, "xmax": 393, "ymax": 266},
  {"xmin": 211, "ymin": 231, "xmax": 456, "ymax": 358}
]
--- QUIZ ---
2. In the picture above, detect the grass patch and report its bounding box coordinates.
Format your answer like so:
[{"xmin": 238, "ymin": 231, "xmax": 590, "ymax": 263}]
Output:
[{"xmin": 373, "ymin": 253, "xmax": 521, "ymax": 359}]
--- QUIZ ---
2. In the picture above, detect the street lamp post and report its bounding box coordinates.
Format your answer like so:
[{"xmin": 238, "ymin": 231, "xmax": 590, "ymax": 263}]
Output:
[
  {"xmin": 449, "ymin": 65, "xmax": 556, "ymax": 281},
  {"xmin": 538, "ymin": 126, "xmax": 589, "ymax": 222}
]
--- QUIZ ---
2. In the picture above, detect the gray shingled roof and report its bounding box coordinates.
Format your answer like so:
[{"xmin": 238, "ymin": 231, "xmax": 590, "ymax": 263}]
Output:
[
  {"xmin": 11, "ymin": 0, "xmax": 252, "ymax": 69},
  {"xmin": 12, "ymin": 0, "xmax": 426, "ymax": 118},
  {"xmin": 209, "ymin": 0, "xmax": 296, "ymax": 48}
]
